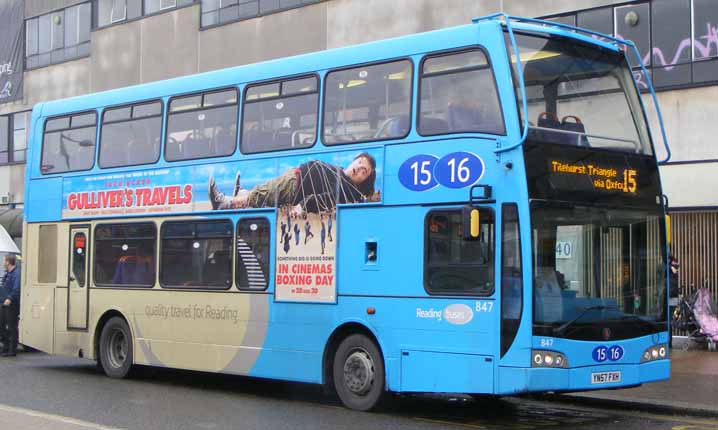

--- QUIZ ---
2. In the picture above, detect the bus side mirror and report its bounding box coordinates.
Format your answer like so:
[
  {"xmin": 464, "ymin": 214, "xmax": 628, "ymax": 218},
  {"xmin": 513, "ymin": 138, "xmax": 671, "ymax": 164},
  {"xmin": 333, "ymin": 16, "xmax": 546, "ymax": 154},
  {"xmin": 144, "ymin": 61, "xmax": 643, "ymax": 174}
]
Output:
[{"xmin": 462, "ymin": 206, "xmax": 481, "ymax": 241}]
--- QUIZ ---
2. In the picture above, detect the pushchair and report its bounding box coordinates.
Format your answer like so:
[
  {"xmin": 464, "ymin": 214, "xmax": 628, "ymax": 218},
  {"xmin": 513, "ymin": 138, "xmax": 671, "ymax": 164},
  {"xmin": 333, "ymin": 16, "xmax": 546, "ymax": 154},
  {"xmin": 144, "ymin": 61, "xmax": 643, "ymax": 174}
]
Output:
[{"xmin": 673, "ymin": 288, "xmax": 718, "ymax": 351}]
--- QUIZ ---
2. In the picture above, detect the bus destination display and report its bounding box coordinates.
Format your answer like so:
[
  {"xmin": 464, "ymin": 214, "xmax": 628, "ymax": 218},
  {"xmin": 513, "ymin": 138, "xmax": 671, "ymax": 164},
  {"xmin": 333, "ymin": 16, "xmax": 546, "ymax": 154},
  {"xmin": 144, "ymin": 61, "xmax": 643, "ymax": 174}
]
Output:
[{"xmin": 550, "ymin": 160, "xmax": 637, "ymax": 194}]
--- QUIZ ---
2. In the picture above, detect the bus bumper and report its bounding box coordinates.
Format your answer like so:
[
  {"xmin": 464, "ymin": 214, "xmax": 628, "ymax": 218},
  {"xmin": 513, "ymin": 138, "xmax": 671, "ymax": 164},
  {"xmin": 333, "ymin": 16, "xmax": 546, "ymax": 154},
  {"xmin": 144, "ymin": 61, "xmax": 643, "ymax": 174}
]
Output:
[{"xmin": 498, "ymin": 360, "xmax": 670, "ymax": 394}]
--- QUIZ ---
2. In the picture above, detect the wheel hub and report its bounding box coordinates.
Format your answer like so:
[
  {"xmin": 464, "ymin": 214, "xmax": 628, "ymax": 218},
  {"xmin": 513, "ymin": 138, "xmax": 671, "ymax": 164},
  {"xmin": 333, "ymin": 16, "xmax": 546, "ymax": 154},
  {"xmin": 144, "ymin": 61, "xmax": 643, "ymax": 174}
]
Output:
[
  {"xmin": 343, "ymin": 350, "xmax": 375, "ymax": 395},
  {"xmin": 108, "ymin": 330, "xmax": 127, "ymax": 368}
]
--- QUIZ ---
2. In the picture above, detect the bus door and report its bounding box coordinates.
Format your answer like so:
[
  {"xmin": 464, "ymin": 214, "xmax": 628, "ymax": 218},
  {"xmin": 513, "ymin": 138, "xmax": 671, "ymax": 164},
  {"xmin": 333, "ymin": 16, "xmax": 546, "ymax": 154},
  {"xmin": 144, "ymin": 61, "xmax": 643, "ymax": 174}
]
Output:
[{"xmin": 68, "ymin": 226, "xmax": 90, "ymax": 330}]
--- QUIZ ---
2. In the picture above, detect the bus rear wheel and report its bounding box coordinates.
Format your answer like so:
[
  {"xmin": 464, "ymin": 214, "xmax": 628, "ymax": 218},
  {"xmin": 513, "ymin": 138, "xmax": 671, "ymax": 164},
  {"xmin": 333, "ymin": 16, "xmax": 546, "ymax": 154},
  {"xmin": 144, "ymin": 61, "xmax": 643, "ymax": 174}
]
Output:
[
  {"xmin": 333, "ymin": 334, "xmax": 385, "ymax": 411},
  {"xmin": 99, "ymin": 317, "xmax": 133, "ymax": 379}
]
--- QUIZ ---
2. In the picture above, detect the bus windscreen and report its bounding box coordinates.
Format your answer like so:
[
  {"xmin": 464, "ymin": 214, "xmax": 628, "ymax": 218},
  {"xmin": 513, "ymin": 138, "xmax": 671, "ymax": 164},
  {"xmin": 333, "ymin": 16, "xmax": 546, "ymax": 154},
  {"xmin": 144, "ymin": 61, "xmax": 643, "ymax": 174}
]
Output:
[{"xmin": 531, "ymin": 202, "xmax": 667, "ymax": 341}]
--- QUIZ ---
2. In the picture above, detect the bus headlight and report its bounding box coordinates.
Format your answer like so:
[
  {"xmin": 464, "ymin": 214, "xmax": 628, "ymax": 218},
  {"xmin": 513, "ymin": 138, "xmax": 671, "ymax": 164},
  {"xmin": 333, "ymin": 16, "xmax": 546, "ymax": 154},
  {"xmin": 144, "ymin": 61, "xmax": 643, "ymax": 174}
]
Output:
[
  {"xmin": 531, "ymin": 350, "xmax": 569, "ymax": 368},
  {"xmin": 641, "ymin": 344, "xmax": 668, "ymax": 363}
]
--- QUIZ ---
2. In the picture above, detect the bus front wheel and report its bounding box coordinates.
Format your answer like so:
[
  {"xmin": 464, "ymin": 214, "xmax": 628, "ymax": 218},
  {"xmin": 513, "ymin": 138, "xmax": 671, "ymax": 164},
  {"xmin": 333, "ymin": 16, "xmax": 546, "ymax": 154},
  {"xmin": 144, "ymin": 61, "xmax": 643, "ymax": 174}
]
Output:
[
  {"xmin": 333, "ymin": 334, "xmax": 385, "ymax": 411},
  {"xmin": 99, "ymin": 317, "xmax": 134, "ymax": 379}
]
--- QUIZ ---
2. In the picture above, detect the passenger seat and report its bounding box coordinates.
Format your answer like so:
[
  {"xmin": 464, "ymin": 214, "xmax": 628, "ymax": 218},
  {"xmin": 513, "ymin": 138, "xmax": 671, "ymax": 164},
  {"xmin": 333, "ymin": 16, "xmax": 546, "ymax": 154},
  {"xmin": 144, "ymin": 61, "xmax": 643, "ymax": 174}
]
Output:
[{"xmin": 560, "ymin": 115, "xmax": 589, "ymax": 147}]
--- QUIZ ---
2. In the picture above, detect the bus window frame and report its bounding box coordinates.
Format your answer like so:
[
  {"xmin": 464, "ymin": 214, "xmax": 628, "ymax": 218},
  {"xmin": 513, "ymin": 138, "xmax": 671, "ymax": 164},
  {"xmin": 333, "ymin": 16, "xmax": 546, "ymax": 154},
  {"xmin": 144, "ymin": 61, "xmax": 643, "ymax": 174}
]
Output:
[
  {"xmin": 423, "ymin": 207, "xmax": 496, "ymax": 297},
  {"xmin": 240, "ymin": 73, "xmax": 321, "ymax": 155},
  {"xmin": 500, "ymin": 203, "xmax": 523, "ymax": 358},
  {"xmin": 98, "ymin": 99, "xmax": 164, "ymax": 169},
  {"xmin": 158, "ymin": 218, "xmax": 235, "ymax": 291},
  {"xmin": 417, "ymin": 45, "xmax": 507, "ymax": 138},
  {"xmin": 92, "ymin": 221, "xmax": 158, "ymax": 289},
  {"xmin": 164, "ymin": 86, "xmax": 239, "ymax": 163},
  {"xmin": 321, "ymin": 57, "xmax": 414, "ymax": 147},
  {"xmin": 71, "ymin": 231, "xmax": 88, "ymax": 289},
  {"xmin": 40, "ymin": 110, "xmax": 98, "ymax": 176}
]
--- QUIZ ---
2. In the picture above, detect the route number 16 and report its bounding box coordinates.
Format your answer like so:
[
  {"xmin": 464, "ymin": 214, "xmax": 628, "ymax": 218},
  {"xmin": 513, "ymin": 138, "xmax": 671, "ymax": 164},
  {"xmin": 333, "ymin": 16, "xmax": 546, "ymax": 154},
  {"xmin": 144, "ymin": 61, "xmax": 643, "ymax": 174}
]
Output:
[
  {"xmin": 434, "ymin": 152, "xmax": 484, "ymax": 189},
  {"xmin": 447, "ymin": 157, "xmax": 471, "ymax": 183}
]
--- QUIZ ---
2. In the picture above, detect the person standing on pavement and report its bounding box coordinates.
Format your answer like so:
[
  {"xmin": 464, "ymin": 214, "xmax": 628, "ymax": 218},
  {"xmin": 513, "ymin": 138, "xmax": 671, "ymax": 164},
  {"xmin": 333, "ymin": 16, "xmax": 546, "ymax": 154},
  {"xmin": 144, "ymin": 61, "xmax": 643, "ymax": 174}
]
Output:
[
  {"xmin": 0, "ymin": 254, "xmax": 21, "ymax": 357},
  {"xmin": 668, "ymin": 255, "xmax": 680, "ymax": 348}
]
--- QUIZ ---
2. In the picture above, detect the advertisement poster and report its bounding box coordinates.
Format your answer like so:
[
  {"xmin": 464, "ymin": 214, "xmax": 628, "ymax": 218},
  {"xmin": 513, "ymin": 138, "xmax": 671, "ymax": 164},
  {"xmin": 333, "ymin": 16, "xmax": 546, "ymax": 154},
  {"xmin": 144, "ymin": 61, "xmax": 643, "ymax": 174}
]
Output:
[
  {"xmin": 209, "ymin": 150, "xmax": 380, "ymax": 303},
  {"xmin": 0, "ymin": 0, "xmax": 24, "ymax": 103},
  {"xmin": 62, "ymin": 148, "xmax": 383, "ymax": 303},
  {"xmin": 274, "ymin": 209, "xmax": 336, "ymax": 303}
]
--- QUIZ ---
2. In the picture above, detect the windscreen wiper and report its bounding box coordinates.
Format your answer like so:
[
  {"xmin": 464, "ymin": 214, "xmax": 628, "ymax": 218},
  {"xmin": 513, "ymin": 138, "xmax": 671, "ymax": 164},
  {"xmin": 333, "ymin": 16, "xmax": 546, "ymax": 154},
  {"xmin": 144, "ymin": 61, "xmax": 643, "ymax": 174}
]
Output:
[
  {"xmin": 553, "ymin": 305, "xmax": 618, "ymax": 337},
  {"xmin": 619, "ymin": 314, "xmax": 664, "ymax": 329}
]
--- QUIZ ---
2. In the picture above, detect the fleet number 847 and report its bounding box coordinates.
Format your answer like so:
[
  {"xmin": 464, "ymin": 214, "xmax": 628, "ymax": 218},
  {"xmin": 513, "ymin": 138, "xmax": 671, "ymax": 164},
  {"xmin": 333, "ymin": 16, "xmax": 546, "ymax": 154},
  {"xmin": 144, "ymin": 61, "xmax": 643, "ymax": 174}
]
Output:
[{"xmin": 475, "ymin": 301, "xmax": 493, "ymax": 312}]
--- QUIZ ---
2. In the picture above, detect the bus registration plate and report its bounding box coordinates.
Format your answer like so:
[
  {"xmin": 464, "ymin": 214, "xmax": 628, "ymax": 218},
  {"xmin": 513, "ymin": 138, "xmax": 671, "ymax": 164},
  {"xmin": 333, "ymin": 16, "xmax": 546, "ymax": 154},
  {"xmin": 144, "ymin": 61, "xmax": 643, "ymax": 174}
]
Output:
[{"xmin": 591, "ymin": 371, "xmax": 621, "ymax": 384}]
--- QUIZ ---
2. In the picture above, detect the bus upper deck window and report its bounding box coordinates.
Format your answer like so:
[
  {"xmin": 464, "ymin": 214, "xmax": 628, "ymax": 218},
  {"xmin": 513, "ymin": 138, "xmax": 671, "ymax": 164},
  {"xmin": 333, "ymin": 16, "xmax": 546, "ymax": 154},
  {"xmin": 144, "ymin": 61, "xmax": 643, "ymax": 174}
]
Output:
[
  {"xmin": 100, "ymin": 101, "xmax": 163, "ymax": 168},
  {"xmin": 41, "ymin": 112, "xmax": 97, "ymax": 174},
  {"xmin": 241, "ymin": 76, "xmax": 319, "ymax": 154},
  {"xmin": 419, "ymin": 48, "xmax": 505, "ymax": 137},
  {"xmin": 166, "ymin": 88, "xmax": 238, "ymax": 162},
  {"xmin": 511, "ymin": 33, "xmax": 651, "ymax": 154},
  {"xmin": 322, "ymin": 60, "xmax": 412, "ymax": 145}
]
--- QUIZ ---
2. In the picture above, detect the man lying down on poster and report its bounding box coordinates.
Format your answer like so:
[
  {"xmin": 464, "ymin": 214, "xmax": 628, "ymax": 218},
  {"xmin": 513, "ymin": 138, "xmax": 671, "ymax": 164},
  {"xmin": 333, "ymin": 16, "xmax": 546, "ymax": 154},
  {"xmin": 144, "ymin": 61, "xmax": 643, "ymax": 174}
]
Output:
[{"xmin": 208, "ymin": 152, "xmax": 378, "ymax": 215}]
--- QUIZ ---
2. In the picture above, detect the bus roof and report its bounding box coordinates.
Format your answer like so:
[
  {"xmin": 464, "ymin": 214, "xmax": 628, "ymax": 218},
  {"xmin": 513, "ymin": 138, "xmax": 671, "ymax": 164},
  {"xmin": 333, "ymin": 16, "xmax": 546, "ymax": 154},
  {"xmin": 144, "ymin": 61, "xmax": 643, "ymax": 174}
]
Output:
[
  {"xmin": 35, "ymin": 16, "xmax": 621, "ymax": 119},
  {"xmin": 36, "ymin": 22, "xmax": 483, "ymax": 118}
]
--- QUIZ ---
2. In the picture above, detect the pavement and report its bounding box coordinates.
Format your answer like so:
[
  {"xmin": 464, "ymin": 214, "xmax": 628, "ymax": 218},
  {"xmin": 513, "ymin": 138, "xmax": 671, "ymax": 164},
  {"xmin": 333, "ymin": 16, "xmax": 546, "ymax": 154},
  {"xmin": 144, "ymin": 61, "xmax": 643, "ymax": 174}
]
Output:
[
  {"xmin": 0, "ymin": 403, "xmax": 124, "ymax": 430},
  {"xmin": 6, "ymin": 340, "xmax": 718, "ymax": 422},
  {"xmin": 551, "ymin": 337, "xmax": 718, "ymax": 416}
]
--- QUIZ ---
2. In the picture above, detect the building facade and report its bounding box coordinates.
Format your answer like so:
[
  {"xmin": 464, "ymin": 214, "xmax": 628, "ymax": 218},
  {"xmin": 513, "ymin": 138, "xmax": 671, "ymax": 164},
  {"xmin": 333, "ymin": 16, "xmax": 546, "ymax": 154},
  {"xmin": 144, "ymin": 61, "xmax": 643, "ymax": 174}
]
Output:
[{"xmin": 0, "ymin": 0, "xmax": 716, "ymax": 295}]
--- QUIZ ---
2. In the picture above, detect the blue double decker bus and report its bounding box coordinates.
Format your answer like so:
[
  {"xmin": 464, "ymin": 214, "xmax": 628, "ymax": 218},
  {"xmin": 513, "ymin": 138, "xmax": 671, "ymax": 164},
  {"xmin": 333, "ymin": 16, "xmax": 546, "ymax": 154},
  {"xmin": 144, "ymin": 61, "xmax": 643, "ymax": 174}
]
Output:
[{"xmin": 20, "ymin": 14, "xmax": 671, "ymax": 411}]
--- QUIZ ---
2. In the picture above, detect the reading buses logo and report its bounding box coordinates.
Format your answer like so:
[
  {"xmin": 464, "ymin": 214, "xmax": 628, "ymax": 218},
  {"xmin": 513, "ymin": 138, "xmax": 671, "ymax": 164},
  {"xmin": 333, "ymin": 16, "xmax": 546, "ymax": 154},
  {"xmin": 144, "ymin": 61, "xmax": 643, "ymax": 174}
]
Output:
[{"xmin": 416, "ymin": 304, "xmax": 474, "ymax": 325}]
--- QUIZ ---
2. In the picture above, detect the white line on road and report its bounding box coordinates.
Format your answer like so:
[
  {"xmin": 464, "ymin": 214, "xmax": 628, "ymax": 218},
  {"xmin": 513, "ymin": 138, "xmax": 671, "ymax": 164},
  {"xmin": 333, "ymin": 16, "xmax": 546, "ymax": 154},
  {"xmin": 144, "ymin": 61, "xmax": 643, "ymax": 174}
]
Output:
[{"xmin": 0, "ymin": 403, "xmax": 127, "ymax": 430}]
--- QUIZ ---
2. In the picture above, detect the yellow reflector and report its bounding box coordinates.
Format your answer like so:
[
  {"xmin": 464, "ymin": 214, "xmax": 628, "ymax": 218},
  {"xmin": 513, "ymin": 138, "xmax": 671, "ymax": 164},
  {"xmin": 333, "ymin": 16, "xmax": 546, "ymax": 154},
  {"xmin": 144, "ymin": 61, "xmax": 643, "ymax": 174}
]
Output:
[
  {"xmin": 510, "ymin": 50, "xmax": 562, "ymax": 63},
  {"xmin": 470, "ymin": 209, "xmax": 480, "ymax": 238},
  {"xmin": 346, "ymin": 79, "xmax": 366, "ymax": 88},
  {"xmin": 666, "ymin": 214, "xmax": 671, "ymax": 245}
]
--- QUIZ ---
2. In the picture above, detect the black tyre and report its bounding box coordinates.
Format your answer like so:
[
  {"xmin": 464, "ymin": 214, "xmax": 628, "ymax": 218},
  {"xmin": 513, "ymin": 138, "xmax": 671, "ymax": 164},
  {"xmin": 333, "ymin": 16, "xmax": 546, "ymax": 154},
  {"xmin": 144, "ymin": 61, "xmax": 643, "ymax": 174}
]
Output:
[
  {"xmin": 98, "ymin": 317, "xmax": 133, "ymax": 378},
  {"xmin": 332, "ymin": 334, "xmax": 385, "ymax": 411}
]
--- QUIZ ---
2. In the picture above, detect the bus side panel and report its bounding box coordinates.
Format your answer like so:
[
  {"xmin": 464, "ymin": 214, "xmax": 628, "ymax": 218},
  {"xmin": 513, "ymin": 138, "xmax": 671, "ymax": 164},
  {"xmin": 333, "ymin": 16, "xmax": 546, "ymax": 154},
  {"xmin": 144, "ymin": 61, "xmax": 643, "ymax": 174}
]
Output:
[
  {"xmin": 53, "ymin": 288, "xmax": 93, "ymax": 357},
  {"xmin": 26, "ymin": 178, "xmax": 63, "ymax": 223},
  {"xmin": 323, "ymin": 296, "xmax": 498, "ymax": 393},
  {"xmin": 400, "ymin": 350, "xmax": 494, "ymax": 393},
  {"xmin": 336, "ymin": 207, "xmax": 499, "ymax": 393},
  {"xmin": 249, "ymin": 301, "xmax": 330, "ymax": 384},
  {"xmin": 21, "ymin": 286, "xmax": 55, "ymax": 354},
  {"xmin": 20, "ymin": 223, "xmax": 56, "ymax": 354},
  {"xmin": 19, "ymin": 223, "xmax": 59, "ymax": 354}
]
